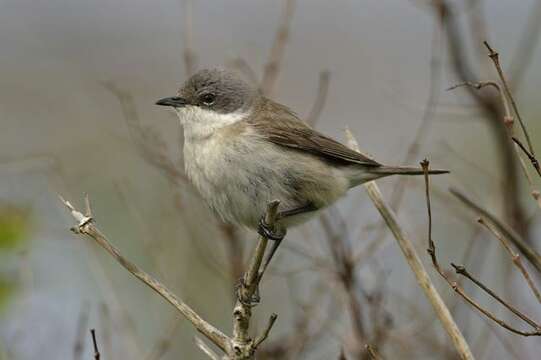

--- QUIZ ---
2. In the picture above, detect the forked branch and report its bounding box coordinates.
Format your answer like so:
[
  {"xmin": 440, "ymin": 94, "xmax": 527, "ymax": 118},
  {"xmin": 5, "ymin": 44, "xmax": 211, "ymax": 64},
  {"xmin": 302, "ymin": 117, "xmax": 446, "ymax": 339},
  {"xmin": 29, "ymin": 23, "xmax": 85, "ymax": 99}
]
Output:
[
  {"xmin": 60, "ymin": 195, "xmax": 281, "ymax": 359},
  {"xmin": 421, "ymin": 161, "xmax": 541, "ymax": 337},
  {"xmin": 345, "ymin": 130, "xmax": 474, "ymax": 360}
]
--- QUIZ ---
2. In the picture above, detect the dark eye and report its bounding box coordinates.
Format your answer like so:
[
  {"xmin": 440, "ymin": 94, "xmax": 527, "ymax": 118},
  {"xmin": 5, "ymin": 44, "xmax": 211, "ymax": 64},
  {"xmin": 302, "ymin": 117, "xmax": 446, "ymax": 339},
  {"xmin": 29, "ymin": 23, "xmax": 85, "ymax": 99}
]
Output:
[{"xmin": 200, "ymin": 93, "xmax": 216, "ymax": 106}]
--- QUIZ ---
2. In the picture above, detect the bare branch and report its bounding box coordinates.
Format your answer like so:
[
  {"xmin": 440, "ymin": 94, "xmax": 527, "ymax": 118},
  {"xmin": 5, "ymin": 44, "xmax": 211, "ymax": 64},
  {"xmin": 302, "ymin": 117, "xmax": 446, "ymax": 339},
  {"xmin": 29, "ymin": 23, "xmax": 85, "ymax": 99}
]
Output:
[
  {"xmin": 483, "ymin": 41, "xmax": 535, "ymax": 158},
  {"xmin": 435, "ymin": 1, "xmax": 528, "ymax": 239},
  {"xmin": 448, "ymin": 79, "xmax": 541, "ymax": 181},
  {"xmin": 254, "ymin": 313, "xmax": 278, "ymax": 348},
  {"xmin": 512, "ymin": 137, "xmax": 541, "ymax": 178},
  {"xmin": 90, "ymin": 329, "xmax": 100, "ymax": 360},
  {"xmin": 232, "ymin": 201, "xmax": 281, "ymax": 358},
  {"xmin": 477, "ymin": 218, "xmax": 541, "ymax": 304},
  {"xmin": 450, "ymin": 263, "xmax": 540, "ymax": 331},
  {"xmin": 60, "ymin": 195, "xmax": 230, "ymax": 352},
  {"xmin": 344, "ymin": 130, "xmax": 474, "ymax": 360},
  {"xmin": 422, "ymin": 163, "xmax": 541, "ymax": 337},
  {"xmin": 449, "ymin": 188, "xmax": 541, "ymax": 273}
]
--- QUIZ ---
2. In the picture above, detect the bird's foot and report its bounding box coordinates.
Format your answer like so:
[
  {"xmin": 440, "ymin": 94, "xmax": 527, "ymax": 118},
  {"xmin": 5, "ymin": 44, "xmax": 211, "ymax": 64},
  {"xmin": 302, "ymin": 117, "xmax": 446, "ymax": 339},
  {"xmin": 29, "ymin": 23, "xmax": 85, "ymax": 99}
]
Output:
[
  {"xmin": 257, "ymin": 216, "xmax": 286, "ymax": 241},
  {"xmin": 235, "ymin": 277, "xmax": 261, "ymax": 306}
]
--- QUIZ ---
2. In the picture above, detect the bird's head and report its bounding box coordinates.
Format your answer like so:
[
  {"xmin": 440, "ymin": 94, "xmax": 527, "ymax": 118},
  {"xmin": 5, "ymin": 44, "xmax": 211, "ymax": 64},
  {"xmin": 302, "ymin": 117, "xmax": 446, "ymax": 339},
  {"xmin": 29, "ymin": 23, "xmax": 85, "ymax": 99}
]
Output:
[{"xmin": 156, "ymin": 68, "xmax": 258, "ymax": 131}]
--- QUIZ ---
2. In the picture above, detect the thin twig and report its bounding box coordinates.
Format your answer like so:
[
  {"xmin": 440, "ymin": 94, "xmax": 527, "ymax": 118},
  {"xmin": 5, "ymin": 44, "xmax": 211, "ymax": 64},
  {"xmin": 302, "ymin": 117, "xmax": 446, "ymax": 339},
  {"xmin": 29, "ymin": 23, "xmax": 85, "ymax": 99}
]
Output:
[
  {"xmin": 436, "ymin": 1, "xmax": 528, "ymax": 239},
  {"xmin": 345, "ymin": 130, "xmax": 474, "ymax": 360},
  {"xmin": 90, "ymin": 329, "xmax": 100, "ymax": 360},
  {"xmin": 254, "ymin": 313, "xmax": 278, "ymax": 348},
  {"xmin": 512, "ymin": 137, "xmax": 541, "ymax": 177},
  {"xmin": 448, "ymin": 79, "xmax": 541, "ymax": 180},
  {"xmin": 60, "ymin": 195, "xmax": 230, "ymax": 352},
  {"xmin": 422, "ymin": 163, "xmax": 541, "ymax": 337},
  {"xmin": 232, "ymin": 201, "xmax": 281, "ymax": 358},
  {"xmin": 449, "ymin": 188, "xmax": 541, "ymax": 273},
  {"xmin": 477, "ymin": 218, "xmax": 541, "ymax": 304},
  {"xmin": 483, "ymin": 41, "xmax": 535, "ymax": 158},
  {"xmin": 450, "ymin": 263, "xmax": 540, "ymax": 330}
]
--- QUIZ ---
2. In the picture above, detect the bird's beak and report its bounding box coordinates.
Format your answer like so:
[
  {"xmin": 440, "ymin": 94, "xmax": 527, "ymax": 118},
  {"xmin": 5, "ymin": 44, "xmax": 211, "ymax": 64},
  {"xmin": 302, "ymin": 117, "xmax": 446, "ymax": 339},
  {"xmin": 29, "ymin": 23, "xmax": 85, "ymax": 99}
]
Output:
[{"xmin": 155, "ymin": 96, "xmax": 188, "ymax": 108}]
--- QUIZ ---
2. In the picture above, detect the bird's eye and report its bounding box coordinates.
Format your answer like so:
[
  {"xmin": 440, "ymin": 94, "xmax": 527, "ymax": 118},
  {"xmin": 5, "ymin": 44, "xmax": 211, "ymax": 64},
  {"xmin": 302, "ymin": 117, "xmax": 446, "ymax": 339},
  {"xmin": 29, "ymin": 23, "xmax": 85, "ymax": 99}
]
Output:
[{"xmin": 200, "ymin": 93, "xmax": 216, "ymax": 106}]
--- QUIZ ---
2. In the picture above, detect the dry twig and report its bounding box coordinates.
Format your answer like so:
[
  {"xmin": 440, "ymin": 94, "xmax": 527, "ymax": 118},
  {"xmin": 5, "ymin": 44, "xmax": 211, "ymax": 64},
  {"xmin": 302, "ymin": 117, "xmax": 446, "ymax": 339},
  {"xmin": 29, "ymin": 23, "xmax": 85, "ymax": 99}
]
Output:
[
  {"xmin": 450, "ymin": 188, "xmax": 541, "ymax": 273},
  {"xmin": 232, "ymin": 201, "xmax": 281, "ymax": 358},
  {"xmin": 345, "ymin": 130, "xmax": 474, "ymax": 360},
  {"xmin": 60, "ymin": 195, "xmax": 281, "ymax": 359},
  {"xmin": 422, "ymin": 161, "xmax": 541, "ymax": 337},
  {"xmin": 435, "ymin": 0, "xmax": 528, "ymax": 238},
  {"xmin": 477, "ymin": 218, "xmax": 541, "ymax": 304},
  {"xmin": 60, "ymin": 195, "xmax": 230, "ymax": 352},
  {"xmin": 91, "ymin": 329, "xmax": 101, "ymax": 360},
  {"xmin": 483, "ymin": 41, "xmax": 537, "ymax": 167}
]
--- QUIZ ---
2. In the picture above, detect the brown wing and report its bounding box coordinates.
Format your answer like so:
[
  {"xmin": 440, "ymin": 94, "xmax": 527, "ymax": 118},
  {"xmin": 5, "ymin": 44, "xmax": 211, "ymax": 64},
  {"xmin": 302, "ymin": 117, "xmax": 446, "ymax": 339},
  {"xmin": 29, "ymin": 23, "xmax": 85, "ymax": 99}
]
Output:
[{"xmin": 248, "ymin": 100, "xmax": 381, "ymax": 166}]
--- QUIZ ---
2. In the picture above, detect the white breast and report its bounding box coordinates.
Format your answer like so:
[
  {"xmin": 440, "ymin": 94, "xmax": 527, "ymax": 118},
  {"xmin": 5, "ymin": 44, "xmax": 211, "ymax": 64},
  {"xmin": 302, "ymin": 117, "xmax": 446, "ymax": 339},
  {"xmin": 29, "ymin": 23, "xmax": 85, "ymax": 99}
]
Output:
[
  {"xmin": 176, "ymin": 106, "xmax": 248, "ymax": 141},
  {"xmin": 179, "ymin": 106, "xmax": 255, "ymax": 224}
]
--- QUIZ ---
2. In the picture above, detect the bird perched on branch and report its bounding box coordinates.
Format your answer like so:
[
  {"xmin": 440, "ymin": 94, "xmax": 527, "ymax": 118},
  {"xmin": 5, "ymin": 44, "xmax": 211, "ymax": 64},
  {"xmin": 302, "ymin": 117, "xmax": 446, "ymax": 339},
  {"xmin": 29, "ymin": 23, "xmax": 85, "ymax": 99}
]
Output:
[{"xmin": 157, "ymin": 68, "xmax": 448, "ymax": 267}]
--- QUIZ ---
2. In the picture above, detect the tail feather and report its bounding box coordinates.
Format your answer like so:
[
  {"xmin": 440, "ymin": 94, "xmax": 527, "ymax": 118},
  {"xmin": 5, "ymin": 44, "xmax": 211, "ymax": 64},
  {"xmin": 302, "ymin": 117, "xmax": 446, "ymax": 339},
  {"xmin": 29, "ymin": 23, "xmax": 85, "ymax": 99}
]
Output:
[
  {"xmin": 370, "ymin": 166, "xmax": 449, "ymax": 176},
  {"xmin": 347, "ymin": 165, "xmax": 449, "ymax": 187}
]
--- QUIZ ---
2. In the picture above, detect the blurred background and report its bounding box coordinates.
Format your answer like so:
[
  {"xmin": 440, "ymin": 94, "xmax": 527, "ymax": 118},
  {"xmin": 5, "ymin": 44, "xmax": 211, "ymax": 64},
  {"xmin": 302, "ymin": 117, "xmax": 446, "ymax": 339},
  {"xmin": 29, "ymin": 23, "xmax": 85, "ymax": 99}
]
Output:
[{"xmin": 1, "ymin": 0, "xmax": 541, "ymax": 358}]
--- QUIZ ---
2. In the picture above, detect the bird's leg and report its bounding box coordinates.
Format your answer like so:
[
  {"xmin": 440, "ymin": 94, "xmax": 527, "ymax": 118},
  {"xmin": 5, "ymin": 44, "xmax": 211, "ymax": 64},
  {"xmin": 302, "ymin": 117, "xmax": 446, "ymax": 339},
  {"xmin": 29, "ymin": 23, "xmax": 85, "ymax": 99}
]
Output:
[{"xmin": 257, "ymin": 203, "xmax": 317, "ymax": 279}]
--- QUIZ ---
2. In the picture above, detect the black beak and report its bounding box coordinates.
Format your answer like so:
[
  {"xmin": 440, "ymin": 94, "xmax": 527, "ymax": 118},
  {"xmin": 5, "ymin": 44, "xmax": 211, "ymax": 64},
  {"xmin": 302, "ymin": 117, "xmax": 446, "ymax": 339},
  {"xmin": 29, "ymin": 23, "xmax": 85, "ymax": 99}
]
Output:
[{"xmin": 155, "ymin": 96, "xmax": 188, "ymax": 108}]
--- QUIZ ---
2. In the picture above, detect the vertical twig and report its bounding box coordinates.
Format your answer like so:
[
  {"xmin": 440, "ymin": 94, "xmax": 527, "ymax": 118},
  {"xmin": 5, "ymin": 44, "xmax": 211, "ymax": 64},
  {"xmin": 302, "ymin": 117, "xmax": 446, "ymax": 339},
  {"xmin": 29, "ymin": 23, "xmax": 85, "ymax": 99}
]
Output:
[
  {"xmin": 232, "ymin": 201, "xmax": 281, "ymax": 358},
  {"xmin": 422, "ymin": 164, "xmax": 541, "ymax": 337},
  {"xmin": 91, "ymin": 329, "xmax": 101, "ymax": 360},
  {"xmin": 344, "ymin": 130, "xmax": 474, "ymax": 360},
  {"xmin": 483, "ymin": 41, "xmax": 535, "ymax": 159},
  {"xmin": 477, "ymin": 218, "xmax": 541, "ymax": 304}
]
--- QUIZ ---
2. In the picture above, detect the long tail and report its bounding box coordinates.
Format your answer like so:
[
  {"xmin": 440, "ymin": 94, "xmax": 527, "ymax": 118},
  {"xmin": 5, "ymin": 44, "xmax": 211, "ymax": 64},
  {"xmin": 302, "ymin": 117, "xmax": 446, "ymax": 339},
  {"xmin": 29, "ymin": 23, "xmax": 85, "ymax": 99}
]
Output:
[
  {"xmin": 369, "ymin": 166, "xmax": 449, "ymax": 176},
  {"xmin": 347, "ymin": 165, "xmax": 449, "ymax": 187}
]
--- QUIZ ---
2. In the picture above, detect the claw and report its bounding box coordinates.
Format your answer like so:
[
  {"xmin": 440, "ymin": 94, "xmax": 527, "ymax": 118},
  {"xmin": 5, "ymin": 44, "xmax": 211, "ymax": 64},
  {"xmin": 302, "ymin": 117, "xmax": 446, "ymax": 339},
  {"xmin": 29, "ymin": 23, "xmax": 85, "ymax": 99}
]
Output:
[
  {"xmin": 235, "ymin": 277, "xmax": 261, "ymax": 306},
  {"xmin": 258, "ymin": 216, "xmax": 285, "ymax": 241}
]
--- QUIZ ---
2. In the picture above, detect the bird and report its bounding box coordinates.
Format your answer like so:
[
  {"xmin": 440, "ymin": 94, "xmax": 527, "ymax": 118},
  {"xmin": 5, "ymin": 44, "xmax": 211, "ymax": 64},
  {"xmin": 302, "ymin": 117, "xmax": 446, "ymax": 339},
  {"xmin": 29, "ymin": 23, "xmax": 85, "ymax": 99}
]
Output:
[{"xmin": 156, "ymin": 68, "xmax": 448, "ymax": 271}]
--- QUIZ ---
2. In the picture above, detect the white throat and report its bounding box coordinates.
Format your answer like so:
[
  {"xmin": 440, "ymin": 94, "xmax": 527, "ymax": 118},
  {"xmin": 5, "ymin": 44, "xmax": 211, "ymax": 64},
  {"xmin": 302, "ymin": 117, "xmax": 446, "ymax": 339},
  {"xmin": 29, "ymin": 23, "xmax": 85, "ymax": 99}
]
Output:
[{"xmin": 175, "ymin": 106, "xmax": 248, "ymax": 141}]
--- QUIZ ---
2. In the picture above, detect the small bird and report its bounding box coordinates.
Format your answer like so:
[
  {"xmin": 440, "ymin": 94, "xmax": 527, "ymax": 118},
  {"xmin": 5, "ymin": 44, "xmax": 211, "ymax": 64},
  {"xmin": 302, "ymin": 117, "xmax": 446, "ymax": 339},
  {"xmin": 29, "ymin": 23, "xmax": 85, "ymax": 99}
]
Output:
[{"xmin": 156, "ymin": 68, "xmax": 447, "ymax": 267}]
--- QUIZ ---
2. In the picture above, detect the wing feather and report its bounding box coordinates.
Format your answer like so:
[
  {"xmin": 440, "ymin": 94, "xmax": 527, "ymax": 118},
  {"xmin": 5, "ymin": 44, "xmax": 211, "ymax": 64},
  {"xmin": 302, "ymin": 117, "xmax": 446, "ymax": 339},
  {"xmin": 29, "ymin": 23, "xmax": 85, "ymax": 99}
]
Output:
[{"xmin": 248, "ymin": 100, "xmax": 380, "ymax": 166}]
